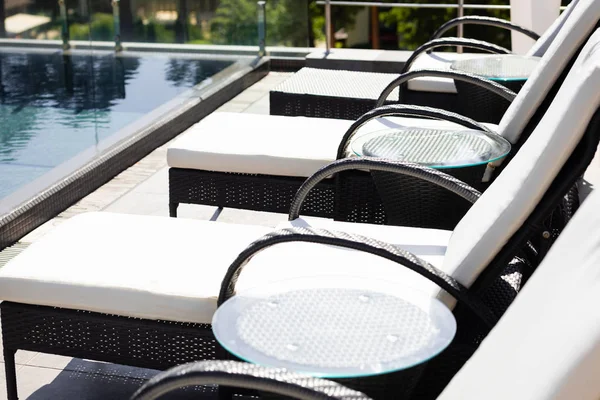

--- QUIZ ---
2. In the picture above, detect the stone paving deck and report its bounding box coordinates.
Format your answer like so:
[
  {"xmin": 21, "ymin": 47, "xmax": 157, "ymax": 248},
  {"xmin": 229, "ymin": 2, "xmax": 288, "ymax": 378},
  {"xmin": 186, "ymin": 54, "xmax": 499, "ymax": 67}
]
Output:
[{"xmin": 1, "ymin": 70, "xmax": 599, "ymax": 399}]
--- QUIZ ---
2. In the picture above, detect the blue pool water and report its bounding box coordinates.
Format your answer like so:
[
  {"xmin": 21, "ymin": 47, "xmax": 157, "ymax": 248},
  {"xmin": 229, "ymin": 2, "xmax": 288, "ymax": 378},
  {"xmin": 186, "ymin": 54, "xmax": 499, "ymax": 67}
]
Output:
[{"xmin": 0, "ymin": 49, "xmax": 232, "ymax": 204}]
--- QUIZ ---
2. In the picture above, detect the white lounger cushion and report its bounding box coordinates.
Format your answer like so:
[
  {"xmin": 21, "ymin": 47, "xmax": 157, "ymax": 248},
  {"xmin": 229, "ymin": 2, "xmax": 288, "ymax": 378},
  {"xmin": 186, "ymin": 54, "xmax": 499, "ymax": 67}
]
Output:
[
  {"xmin": 440, "ymin": 185, "xmax": 600, "ymax": 400},
  {"xmin": 406, "ymin": 52, "xmax": 488, "ymax": 94},
  {"xmin": 497, "ymin": 0, "xmax": 600, "ymax": 144},
  {"xmin": 275, "ymin": 217, "xmax": 455, "ymax": 306},
  {"xmin": 0, "ymin": 212, "xmax": 451, "ymax": 324},
  {"xmin": 0, "ymin": 213, "xmax": 270, "ymax": 325},
  {"xmin": 526, "ymin": 0, "xmax": 578, "ymax": 57},
  {"xmin": 443, "ymin": 28, "xmax": 600, "ymax": 290},
  {"xmin": 167, "ymin": 112, "xmax": 498, "ymax": 177},
  {"xmin": 167, "ymin": 112, "xmax": 350, "ymax": 177}
]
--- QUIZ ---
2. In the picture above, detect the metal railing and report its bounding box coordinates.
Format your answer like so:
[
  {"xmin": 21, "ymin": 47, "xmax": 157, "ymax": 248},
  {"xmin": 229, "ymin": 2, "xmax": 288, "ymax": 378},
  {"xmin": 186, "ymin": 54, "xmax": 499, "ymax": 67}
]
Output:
[
  {"xmin": 53, "ymin": 0, "xmax": 269, "ymax": 55},
  {"xmin": 317, "ymin": 0, "xmax": 569, "ymax": 54}
]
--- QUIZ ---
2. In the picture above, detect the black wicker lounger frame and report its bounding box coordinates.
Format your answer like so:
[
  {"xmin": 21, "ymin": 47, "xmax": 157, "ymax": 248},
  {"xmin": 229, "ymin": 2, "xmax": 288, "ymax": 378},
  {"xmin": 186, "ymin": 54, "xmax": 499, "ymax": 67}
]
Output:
[
  {"xmin": 270, "ymin": 38, "xmax": 514, "ymax": 123},
  {"xmin": 168, "ymin": 102, "xmax": 509, "ymax": 226},
  {"xmin": 3, "ymin": 106, "xmax": 599, "ymax": 400},
  {"xmin": 131, "ymin": 360, "xmax": 372, "ymax": 400},
  {"xmin": 169, "ymin": 102, "xmax": 576, "ymax": 253},
  {"xmin": 270, "ymin": 16, "xmax": 540, "ymax": 123},
  {"xmin": 171, "ymin": 16, "xmax": 595, "ymax": 229}
]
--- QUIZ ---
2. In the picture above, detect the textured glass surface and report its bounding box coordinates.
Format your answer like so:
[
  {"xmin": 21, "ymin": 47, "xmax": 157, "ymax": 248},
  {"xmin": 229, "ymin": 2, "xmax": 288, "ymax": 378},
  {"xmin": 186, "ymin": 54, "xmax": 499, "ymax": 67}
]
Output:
[
  {"xmin": 351, "ymin": 127, "xmax": 511, "ymax": 169},
  {"xmin": 213, "ymin": 276, "xmax": 456, "ymax": 378},
  {"xmin": 451, "ymin": 55, "xmax": 541, "ymax": 81}
]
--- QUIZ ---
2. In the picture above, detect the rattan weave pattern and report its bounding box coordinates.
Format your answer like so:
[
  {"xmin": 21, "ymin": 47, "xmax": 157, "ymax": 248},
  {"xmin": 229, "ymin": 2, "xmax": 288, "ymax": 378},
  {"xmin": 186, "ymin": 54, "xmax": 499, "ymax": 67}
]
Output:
[
  {"xmin": 0, "ymin": 302, "xmax": 223, "ymax": 372},
  {"xmin": 270, "ymin": 92, "xmax": 394, "ymax": 121},
  {"xmin": 408, "ymin": 85, "xmax": 507, "ymax": 123},
  {"xmin": 369, "ymin": 166, "xmax": 482, "ymax": 229},
  {"xmin": 479, "ymin": 258, "xmax": 526, "ymax": 316},
  {"xmin": 289, "ymin": 158, "xmax": 483, "ymax": 227},
  {"xmin": 132, "ymin": 360, "xmax": 372, "ymax": 400},
  {"xmin": 454, "ymin": 80, "xmax": 514, "ymax": 121},
  {"xmin": 269, "ymin": 67, "xmax": 400, "ymax": 120},
  {"xmin": 168, "ymin": 168, "xmax": 336, "ymax": 218},
  {"xmin": 333, "ymin": 171, "xmax": 387, "ymax": 224},
  {"xmin": 269, "ymin": 68, "xmax": 509, "ymax": 123},
  {"xmin": 271, "ymin": 68, "xmax": 400, "ymax": 100}
]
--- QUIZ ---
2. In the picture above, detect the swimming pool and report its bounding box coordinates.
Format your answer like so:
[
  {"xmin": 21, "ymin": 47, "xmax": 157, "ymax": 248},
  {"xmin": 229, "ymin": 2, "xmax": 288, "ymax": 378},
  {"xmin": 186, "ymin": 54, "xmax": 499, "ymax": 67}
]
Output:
[{"xmin": 0, "ymin": 48, "xmax": 233, "ymax": 205}]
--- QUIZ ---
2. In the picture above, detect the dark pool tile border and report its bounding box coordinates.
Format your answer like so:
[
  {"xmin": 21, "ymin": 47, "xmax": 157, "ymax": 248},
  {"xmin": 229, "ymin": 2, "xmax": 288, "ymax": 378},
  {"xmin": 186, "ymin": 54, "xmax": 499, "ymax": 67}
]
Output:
[{"xmin": 0, "ymin": 57, "xmax": 269, "ymax": 250}]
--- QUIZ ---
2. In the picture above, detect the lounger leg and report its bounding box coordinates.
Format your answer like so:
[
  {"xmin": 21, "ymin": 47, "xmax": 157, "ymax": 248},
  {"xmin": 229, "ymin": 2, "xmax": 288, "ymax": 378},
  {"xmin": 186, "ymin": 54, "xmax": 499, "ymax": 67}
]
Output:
[
  {"xmin": 4, "ymin": 348, "xmax": 18, "ymax": 400},
  {"xmin": 169, "ymin": 202, "xmax": 179, "ymax": 218}
]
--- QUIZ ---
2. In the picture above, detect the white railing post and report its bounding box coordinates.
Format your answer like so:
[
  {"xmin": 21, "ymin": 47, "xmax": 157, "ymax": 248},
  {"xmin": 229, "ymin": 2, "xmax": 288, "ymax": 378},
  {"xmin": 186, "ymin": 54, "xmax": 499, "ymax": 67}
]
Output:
[
  {"xmin": 325, "ymin": 0, "xmax": 332, "ymax": 54},
  {"xmin": 510, "ymin": 0, "xmax": 560, "ymax": 54},
  {"xmin": 258, "ymin": 1, "xmax": 266, "ymax": 57}
]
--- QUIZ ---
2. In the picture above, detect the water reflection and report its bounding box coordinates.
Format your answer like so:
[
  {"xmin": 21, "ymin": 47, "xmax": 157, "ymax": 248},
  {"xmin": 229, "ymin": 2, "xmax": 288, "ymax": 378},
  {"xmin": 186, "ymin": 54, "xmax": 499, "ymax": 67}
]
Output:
[
  {"xmin": 0, "ymin": 52, "xmax": 139, "ymax": 111},
  {"xmin": 166, "ymin": 57, "xmax": 225, "ymax": 87},
  {"xmin": 0, "ymin": 50, "xmax": 232, "ymax": 200}
]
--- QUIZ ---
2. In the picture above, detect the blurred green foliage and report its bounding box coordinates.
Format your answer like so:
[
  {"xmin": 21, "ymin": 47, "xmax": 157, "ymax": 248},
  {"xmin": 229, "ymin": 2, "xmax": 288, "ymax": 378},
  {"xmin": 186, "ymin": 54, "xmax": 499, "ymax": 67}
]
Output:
[
  {"xmin": 70, "ymin": 13, "xmax": 115, "ymax": 41},
  {"xmin": 210, "ymin": 0, "xmax": 359, "ymax": 46},
  {"xmin": 210, "ymin": 0, "xmax": 261, "ymax": 45},
  {"xmin": 53, "ymin": 0, "xmax": 573, "ymax": 48},
  {"xmin": 210, "ymin": 0, "xmax": 309, "ymax": 46},
  {"xmin": 379, "ymin": 0, "xmax": 513, "ymax": 50}
]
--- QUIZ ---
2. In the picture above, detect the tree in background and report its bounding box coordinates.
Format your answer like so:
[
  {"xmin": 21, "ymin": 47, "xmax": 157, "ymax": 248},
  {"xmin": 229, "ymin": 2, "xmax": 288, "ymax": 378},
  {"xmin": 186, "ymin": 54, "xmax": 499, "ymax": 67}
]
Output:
[
  {"xmin": 308, "ymin": 0, "xmax": 362, "ymax": 46},
  {"xmin": 379, "ymin": 0, "xmax": 572, "ymax": 50},
  {"xmin": 378, "ymin": 0, "xmax": 511, "ymax": 50},
  {"xmin": 210, "ymin": 0, "xmax": 360, "ymax": 47},
  {"xmin": 210, "ymin": 0, "xmax": 271, "ymax": 45}
]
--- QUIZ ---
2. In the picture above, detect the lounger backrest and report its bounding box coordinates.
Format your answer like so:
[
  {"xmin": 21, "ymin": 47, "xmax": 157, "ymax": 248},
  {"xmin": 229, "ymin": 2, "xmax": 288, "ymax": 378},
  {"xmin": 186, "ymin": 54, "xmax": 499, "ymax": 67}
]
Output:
[
  {"xmin": 438, "ymin": 189, "xmax": 600, "ymax": 400},
  {"xmin": 442, "ymin": 29, "xmax": 600, "ymax": 291},
  {"xmin": 526, "ymin": 0, "xmax": 579, "ymax": 57},
  {"xmin": 497, "ymin": 0, "xmax": 598, "ymax": 144}
]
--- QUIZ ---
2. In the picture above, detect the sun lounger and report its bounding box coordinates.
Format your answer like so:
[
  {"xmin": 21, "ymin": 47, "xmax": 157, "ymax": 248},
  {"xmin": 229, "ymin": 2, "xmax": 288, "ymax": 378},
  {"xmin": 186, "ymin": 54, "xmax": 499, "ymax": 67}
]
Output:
[
  {"xmin": 269, "ymin": 1, "xmax": 578, "ymax": 122},
  {"xmin": 168, "ymin": 0, "xmax": 598, "ymax": 233},
  {"xmin": 132, "ymin": 183, "xmax": 600, "ymax": 400},
  {"xmin": 2, "ymin": 26, "xmax": 600, "ymax": 399}
]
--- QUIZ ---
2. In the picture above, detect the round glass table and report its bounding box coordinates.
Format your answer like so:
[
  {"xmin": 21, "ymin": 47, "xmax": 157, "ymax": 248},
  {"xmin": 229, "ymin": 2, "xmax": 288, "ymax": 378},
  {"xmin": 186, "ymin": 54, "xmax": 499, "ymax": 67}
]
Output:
[
  {"xmin": 450, "ymin": 54, "xmax": 541, "ymax": 83},
  {"xmin": 212, "ymin": 276, "xmax": 457, "ymax": 379},
  {"xmin": 351, "ymin": 127, "xmax": 511, "ymax": 169}
]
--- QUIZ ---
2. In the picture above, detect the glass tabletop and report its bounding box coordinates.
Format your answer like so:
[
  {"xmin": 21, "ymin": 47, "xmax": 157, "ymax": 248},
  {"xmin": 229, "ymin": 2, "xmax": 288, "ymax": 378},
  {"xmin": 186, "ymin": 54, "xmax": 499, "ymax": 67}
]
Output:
[
  {"xmin": 450, "ymin": 55, "xmax": 541, "ymax": 81},
  {"xmin": 212, "ymin": 276, "xmax": 457, "ymax": 379},
  {"xmin": 350, "ymin": 127, "xmax": 510, "ymax": 169}
]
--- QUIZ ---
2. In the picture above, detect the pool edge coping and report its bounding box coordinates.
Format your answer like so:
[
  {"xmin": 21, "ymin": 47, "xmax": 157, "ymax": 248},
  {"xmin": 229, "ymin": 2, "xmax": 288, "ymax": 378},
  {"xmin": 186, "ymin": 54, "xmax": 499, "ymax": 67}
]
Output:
[{"xmin": 0, "ymin": 55, "xmax": 270, "ymax": 250}]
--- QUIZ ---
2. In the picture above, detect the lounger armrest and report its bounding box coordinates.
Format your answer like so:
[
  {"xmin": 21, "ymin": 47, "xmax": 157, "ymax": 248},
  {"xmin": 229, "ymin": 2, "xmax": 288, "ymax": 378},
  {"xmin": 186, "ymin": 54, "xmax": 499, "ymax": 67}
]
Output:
[
  {"xmin": 401, "ymin": 37, "xmax": 511, "ymax": 73},
  {"xmin": 131, "ymin": 360, "xmax": 368, "ymax": 400},
  {"xmin": 218, "ymin": 227, "xmax": 498, "ymax": 328},
  {"xmin": 291, "ymin": 158, "xmax": 481, "ymax": 219},
  {"xmin": 376, "ymin": 69, "xmax": 517, "ymax": 108},
  {"xmin": 337, "ymin": 104, "xmax": 495, "ymax": 159},
  {"xmin": 431, "ymin": 16, "xmax": 540, "ymax": 42}
]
